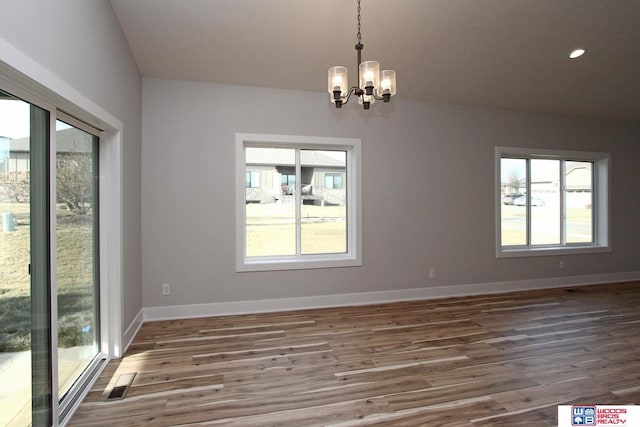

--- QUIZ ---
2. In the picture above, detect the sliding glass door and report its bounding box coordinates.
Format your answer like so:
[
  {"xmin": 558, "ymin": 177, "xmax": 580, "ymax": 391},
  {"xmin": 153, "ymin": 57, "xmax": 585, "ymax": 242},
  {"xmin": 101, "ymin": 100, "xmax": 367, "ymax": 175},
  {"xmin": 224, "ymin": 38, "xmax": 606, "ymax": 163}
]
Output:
[
  {"xmin": 0, "ymin": 90, "xmax": 51, "ymax": 426},
  {"xmin": 0, "ymin": 89, "xmax": 101, "ymax": 425},
  {"xmin": 56, "ymin": 118, "xmax": 100, "ymax": 405}
]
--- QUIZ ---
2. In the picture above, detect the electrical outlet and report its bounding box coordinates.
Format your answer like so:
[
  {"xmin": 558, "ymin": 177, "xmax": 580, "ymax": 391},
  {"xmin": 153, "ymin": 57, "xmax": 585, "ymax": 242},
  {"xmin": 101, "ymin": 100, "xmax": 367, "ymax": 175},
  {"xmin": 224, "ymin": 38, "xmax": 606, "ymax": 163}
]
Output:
[
  {"xmin": 162, "ymin": 283, "xmax": 170, "ymax": 295},
  {"xmin": 429, "ymin": 268, "xmax": 436, "ymax": 279},
  {"xmin": 559, "ymin": 260, "xmax": 565, "ymax": 270}
]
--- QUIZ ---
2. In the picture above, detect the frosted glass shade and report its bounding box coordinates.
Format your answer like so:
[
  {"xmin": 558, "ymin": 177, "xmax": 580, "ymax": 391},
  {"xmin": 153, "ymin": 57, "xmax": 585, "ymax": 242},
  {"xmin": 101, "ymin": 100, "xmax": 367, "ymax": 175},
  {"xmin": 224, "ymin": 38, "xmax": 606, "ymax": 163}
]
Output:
[
  {"xmin": 328, "ymin": 66, "xmax": 348, "ymax": 102},
  {"xmin": 359, "ymin": 61, "xmax": 379, "ymax": 90},
  {"xmin": 380, "ymin": 70, "xmax": 397, "ymax": 96},
  {"xmin": 358, "ymin": 93, "xmax": 376, "ymax": 106}
]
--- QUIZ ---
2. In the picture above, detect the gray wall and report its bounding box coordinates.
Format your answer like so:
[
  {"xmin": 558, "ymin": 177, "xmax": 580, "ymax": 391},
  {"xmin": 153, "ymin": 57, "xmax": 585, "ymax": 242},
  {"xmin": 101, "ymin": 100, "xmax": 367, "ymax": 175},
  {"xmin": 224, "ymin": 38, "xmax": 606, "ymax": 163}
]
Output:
[
  {"xmin": 142, "ymin": 78, "xmax": 640, "ymax": 308},
  {"xmin": 0, "ymin": 0, "xmax": 143, "ymax": 329}
]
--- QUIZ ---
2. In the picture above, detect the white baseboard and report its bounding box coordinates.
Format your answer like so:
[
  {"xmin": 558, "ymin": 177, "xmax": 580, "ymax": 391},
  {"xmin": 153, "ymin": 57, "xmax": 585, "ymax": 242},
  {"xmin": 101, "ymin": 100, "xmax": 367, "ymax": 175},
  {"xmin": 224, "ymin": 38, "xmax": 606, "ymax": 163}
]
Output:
[
  {"xmin": 122, "ymin": 308, "xmax": 144, "ymax": 353},
  {"xmin": 142, "ymin": 271, "xmax": 640, "ymax": 322}
]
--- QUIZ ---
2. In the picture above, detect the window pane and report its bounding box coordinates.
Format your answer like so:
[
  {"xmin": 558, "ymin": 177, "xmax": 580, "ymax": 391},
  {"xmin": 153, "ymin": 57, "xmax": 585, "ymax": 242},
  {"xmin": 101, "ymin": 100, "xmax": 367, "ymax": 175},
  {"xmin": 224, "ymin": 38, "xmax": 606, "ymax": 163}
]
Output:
[
  {"xmin": 245, "ymin": 171, "xmax": 259, "ymax": 188},
  {"xmin": 530, "ymin": 159, "xmax": 560, "ymax": 245},
  {"xmin": 500, "ymin": 158, "xmax": 526, "ymax": 245},
  {"xmin": 245, "ymin": 147, "xmax": 295, "ymax": 256},
  {"xmin": 566, "ymin": 161, "xmax": 593, "ymax": 243},
  {"xmin": 56, "ymin": 120, "xmax": 100, "ymax": 399},
  {"xmin": 324, "ymin": 174, "xmax": 333, "ymax": 189},
  {"xmin": 334, "ymin": 174, "xmax": 342, "ymax": 189},
  {"xmin": 300, "ymin": 150, "xmax": 347, "ymax": 254}
]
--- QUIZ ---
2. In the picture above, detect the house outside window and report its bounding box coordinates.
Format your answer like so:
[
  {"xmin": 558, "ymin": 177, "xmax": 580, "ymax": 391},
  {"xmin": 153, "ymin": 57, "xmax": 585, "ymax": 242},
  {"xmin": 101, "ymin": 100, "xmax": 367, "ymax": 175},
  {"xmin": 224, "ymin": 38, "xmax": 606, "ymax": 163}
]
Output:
[
  {"xmin": 236, "ymin": 133, "xmax": 362, "ymax": 271},
  {"xmin": 496, "ymin": 147, "xmax": 610, "ymax": 258}
]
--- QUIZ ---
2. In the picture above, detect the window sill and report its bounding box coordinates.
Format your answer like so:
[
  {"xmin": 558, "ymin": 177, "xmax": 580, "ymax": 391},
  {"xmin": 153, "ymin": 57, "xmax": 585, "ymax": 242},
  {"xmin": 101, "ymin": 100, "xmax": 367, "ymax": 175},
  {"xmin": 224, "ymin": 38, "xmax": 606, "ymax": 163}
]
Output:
[
  {"xmin": 497, "ymin": 244, "xmax": 611, "ymax": 259},
  {"xmin": 237, "ymin": 254, "xmax": 362, "ymax": 272}
]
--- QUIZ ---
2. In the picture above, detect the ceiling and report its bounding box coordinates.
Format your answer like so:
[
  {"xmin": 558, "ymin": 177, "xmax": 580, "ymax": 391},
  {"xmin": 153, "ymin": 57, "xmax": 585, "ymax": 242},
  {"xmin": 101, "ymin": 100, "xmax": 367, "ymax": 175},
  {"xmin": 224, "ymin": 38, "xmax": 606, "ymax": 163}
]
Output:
[{"xmin": 110, "ymin": 0, "xmax": 640, "ymax": 122}]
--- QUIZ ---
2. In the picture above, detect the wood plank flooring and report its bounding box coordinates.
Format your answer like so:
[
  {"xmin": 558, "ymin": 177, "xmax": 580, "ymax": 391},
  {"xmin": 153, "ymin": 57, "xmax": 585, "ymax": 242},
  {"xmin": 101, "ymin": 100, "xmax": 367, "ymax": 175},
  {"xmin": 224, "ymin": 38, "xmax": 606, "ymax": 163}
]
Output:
[{"xmin": 69, "ymin": 282, "xmax": 640, "ymax": 426}]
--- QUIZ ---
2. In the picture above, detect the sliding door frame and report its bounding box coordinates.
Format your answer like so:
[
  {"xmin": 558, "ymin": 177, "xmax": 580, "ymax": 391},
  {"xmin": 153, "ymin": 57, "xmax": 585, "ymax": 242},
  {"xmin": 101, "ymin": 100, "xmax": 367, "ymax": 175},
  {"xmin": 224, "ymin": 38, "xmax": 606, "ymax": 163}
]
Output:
[
  {"xmin": 31, "ymin": 99, "xmax": 53, "ymax": 427},
  {"xmin": 0, "ymin": 51, "xmax": 124, "ymax": 425}
]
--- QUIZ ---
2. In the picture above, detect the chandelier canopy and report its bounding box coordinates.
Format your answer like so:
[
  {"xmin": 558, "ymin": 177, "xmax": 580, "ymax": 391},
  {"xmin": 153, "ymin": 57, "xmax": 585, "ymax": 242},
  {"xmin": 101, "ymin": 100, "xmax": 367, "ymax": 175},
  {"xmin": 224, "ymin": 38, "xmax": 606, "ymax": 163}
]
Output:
[{"xmin": 328, "ymin": 0, "xmax": 397, "ymax": 109}]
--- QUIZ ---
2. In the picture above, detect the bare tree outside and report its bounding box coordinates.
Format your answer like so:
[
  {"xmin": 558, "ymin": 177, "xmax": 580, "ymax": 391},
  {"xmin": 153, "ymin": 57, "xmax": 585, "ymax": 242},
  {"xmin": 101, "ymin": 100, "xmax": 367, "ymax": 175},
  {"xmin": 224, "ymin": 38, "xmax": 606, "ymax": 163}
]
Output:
[
  {"xmin": 507, "ymin": 169, "xmax": 524, "ymax": 193},
  {"xmin": 56, "ymin": 151, "xmax": 93, "ymax": 215},
  {"xmin": 1, "ymin": 146, "xmax": 97, "ymax": 218},
  {"xmin": 0, "ymin": 171, "xmax": 29, "ymax": 203}
]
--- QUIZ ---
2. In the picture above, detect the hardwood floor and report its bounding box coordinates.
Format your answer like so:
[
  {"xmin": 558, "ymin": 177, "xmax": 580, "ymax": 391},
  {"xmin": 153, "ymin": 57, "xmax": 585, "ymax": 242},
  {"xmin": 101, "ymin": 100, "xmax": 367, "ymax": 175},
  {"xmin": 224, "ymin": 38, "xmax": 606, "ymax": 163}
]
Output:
[{"xmin": 69, "ymin": 282, "xmax": 640, "ymax": 426}]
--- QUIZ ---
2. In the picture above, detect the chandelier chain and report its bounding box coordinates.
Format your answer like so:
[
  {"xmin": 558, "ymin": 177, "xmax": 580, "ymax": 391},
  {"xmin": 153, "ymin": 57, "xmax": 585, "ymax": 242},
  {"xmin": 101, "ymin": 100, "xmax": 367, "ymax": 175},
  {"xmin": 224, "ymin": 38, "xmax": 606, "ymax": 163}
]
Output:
[{"xmin": 356, "ymin": 0, "xmax": 362, "ymax": 44}]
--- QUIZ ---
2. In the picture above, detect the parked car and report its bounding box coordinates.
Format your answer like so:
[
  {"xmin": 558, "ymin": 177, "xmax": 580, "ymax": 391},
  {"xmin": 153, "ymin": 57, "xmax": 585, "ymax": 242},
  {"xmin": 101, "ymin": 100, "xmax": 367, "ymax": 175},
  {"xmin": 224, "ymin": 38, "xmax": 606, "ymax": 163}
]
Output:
[
  {"xmin": 503, "ymin": 193, "xmax": 524, "ymax": 205},
  {"xmin": 513, "ymin": 196, "xmax": 545, "ymax": 206}
]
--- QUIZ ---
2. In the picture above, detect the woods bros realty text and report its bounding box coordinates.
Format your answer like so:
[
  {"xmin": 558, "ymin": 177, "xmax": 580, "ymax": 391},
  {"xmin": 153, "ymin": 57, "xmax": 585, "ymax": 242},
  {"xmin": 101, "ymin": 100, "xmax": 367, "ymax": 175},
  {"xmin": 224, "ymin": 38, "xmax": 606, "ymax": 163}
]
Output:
[{"xmin": 595, "ymin": 407, "xmax": 627, "ymax": 424}]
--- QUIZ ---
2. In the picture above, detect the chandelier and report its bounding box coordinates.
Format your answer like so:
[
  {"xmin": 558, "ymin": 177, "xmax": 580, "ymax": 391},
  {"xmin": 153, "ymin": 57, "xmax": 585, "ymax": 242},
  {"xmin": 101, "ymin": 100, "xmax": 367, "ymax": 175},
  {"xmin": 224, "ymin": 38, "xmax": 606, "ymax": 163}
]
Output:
[{"xmin": 328, "ymin": 0, "xmax": 397, "ymax": 109}]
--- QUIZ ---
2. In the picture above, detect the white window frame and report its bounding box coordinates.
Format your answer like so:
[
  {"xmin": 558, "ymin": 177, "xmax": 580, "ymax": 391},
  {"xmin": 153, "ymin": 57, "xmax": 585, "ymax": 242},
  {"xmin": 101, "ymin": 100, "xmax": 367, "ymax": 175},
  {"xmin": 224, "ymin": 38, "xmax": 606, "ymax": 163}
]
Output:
[
  {"xmin": 236, "ymin": 133, "xmax": 362, "ymax": 272},
  {"xmin": 495, "ymin": 146, "xmax": 611, "ymax": 258}
]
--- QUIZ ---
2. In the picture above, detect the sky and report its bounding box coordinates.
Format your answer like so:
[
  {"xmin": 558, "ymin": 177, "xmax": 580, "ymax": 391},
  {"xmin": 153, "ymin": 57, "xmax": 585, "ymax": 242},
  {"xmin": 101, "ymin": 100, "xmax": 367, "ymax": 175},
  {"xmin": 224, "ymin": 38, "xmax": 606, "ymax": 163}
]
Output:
[
  {"xmin": 502, "ymin": 158, "xmax": 565, "ymax": 182},
  {"xmin": 0, "ymin": 99, "xmax": 72, "ymax": 141},
  {"xmin": 0, "ymin": 99, "xmax": 30, "ymax": 139}
]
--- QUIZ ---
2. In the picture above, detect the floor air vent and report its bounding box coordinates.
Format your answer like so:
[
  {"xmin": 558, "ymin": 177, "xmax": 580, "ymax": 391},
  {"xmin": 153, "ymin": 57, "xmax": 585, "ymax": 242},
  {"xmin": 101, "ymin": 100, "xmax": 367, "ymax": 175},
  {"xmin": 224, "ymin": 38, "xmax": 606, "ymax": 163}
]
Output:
[{"xmin": 106, "ymin": 372, "xmax": 136, "ymax": 400}]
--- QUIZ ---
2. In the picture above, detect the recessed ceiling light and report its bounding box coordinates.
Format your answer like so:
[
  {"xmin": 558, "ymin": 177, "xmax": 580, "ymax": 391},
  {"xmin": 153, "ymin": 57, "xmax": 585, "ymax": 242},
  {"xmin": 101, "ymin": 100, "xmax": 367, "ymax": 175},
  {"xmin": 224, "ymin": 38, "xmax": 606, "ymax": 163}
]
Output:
[{"xmin": 569, "ymin": 49, "xmax": 585, "ymax": 59}]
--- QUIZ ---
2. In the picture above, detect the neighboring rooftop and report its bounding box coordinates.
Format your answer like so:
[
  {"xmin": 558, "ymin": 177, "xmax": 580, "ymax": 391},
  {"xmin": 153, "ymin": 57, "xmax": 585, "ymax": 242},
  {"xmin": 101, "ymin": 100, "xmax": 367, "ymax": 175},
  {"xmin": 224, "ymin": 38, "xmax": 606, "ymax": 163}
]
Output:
[{"xmin": 3, "ymin": 128, "xmax": 93, "ymax": 153}]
